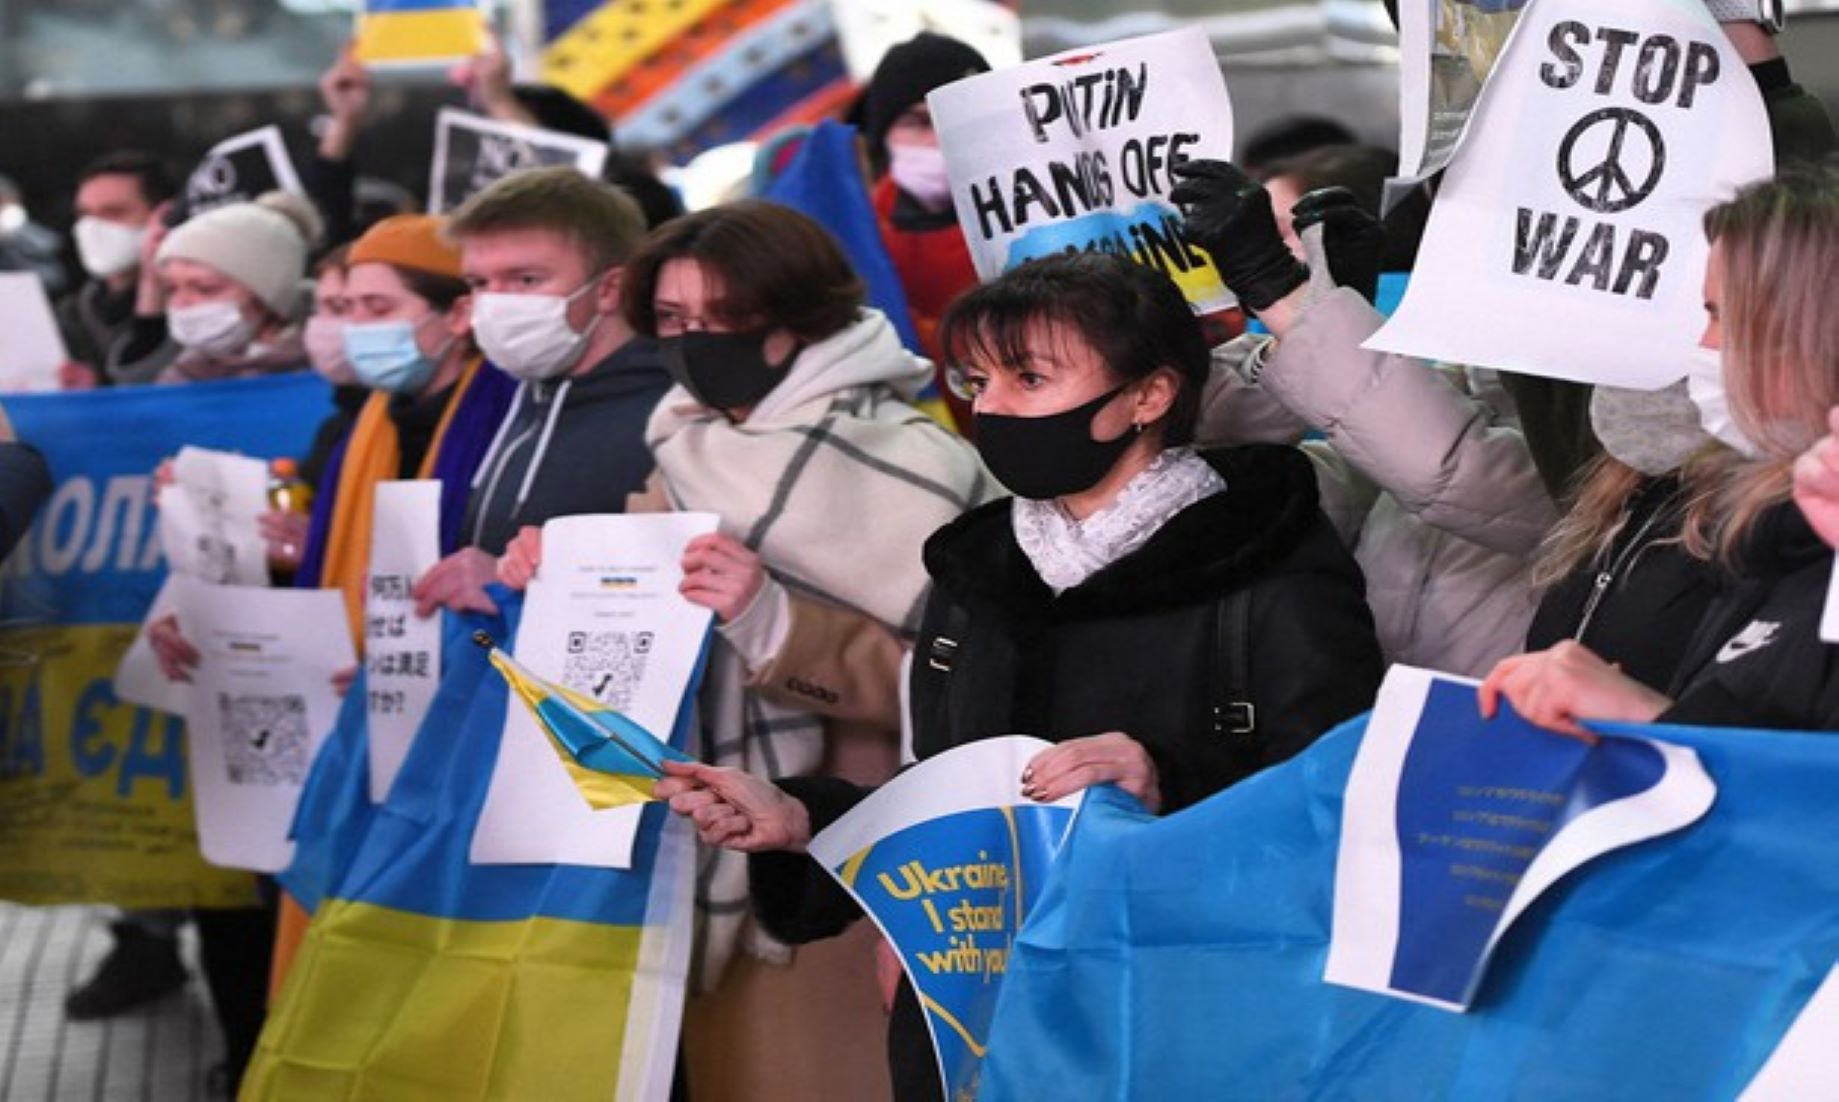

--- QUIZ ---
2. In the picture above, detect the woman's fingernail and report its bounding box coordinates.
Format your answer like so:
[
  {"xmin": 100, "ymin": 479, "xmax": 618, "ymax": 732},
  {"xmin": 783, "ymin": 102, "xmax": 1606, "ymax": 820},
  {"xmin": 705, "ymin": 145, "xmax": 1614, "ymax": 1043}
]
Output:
[{"xmin": 1021, "ymin": 767, "xmax": 1035, "ymax": 783}]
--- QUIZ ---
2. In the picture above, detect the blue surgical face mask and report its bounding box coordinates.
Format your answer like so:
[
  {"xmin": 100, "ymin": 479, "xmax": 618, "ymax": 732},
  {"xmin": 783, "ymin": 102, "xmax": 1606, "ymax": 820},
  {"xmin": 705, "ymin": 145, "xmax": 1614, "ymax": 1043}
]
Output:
[{"xmin": 343, "ymin": 317, "xmax": 444, "ymax": 394}]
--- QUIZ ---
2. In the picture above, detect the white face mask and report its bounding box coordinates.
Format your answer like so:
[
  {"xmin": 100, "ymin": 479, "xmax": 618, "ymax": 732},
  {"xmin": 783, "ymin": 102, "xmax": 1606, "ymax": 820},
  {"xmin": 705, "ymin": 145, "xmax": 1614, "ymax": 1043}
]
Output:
[
  {"xmin": 303, "ymin": 315, "xmax": 358, "ymax": 387},
  {"xmin": 888, "ymin": 144, "xmax": 954, "ymax": 210},
  {"xmin": 169, "ymin": 300, "xmax": 257, "ymax": 357},
  {"xmin": 471, "ymin": 278, "xmax": 603, "ymax": 381},
  {"xmin": 73, "ymin": 216, "xmax": 146, "ymax": 279},
  {"xmin": 1686, "ymin": 346, "xmax": 1762, "ymax": 459}
]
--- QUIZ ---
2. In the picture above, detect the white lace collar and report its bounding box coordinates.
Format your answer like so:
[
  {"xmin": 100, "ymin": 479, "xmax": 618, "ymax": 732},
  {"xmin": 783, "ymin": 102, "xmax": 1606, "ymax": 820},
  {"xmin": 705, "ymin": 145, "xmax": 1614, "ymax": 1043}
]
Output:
[{"xmin": 1012, "ymin": 448, "xmax": 1226, "ymax": 594}]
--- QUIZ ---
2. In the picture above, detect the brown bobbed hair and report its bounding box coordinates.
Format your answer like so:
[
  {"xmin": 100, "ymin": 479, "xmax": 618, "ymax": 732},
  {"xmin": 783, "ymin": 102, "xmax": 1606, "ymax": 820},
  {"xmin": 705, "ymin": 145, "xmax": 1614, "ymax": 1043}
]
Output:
[{"xmin": 621, "ymin": 199, "xmax": 866, "ymax": 342}]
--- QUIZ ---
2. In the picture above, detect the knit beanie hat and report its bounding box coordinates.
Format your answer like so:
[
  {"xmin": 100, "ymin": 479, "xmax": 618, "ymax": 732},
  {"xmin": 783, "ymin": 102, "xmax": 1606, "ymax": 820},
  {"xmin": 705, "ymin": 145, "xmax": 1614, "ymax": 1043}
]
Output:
[
  {"xmin": 348, "ymin": 214, "xmax": 463, "ymax": 280},
  {"xmin": 158, "ymin": 191, "xmax": 322, "ymax": 317},
  {"xmin": 861, "ymin": 33, "xmax": 991, "ymax": 151}
]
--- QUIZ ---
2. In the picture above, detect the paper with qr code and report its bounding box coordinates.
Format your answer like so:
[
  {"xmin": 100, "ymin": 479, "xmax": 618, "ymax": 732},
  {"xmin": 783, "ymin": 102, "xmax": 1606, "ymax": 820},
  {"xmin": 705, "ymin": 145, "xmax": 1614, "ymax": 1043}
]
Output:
[
  {"xmin": 364, "ymin": 480, "xmax": 443, "ymax": 802},
  {"xmin": 117, "ymin": 447, "xmax": 273, "ymax": 716},
  {"xmin": 471, "ymin": 512, "xmax": 719, "ymax": 869},
  {"xmin": 171, "ymin": 575, "xmax": 356, "ymax": 872}
]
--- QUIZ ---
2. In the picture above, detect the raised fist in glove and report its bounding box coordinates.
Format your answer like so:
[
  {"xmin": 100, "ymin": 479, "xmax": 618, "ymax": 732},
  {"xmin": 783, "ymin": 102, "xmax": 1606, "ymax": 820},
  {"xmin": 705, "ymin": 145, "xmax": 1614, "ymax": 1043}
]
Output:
[
  {"xmin": 1170, "ymin": 159, "xmax": 1309, "ymax": 314},
  {"xmin": 1290, "ymin": 187, "xmax": 1386, "ymax": 305}
]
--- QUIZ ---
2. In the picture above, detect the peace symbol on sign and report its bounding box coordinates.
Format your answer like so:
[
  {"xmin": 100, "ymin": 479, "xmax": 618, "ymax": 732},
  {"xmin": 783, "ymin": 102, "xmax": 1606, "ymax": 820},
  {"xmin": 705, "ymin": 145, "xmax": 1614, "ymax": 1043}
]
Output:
[{"xmin": 1557, "ymin": 107, "xmax": 1666, "ymax": 215}]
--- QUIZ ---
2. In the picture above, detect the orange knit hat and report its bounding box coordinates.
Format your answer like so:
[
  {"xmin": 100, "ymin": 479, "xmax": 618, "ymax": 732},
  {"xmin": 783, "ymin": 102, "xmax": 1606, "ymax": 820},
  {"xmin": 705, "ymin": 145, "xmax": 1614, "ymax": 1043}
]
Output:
[{"xmin": 347, "ymin": 214, "xmax": 463, "ymax": 280}]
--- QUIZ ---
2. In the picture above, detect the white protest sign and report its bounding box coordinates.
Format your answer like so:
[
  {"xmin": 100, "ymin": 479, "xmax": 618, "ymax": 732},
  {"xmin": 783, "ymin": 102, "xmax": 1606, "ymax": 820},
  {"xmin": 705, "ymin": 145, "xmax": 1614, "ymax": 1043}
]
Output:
[
  {"xmin": 364, "ymin": 480, "xmax": 442, "ymax": 802},
  {"xmin": 471, "ymin": 512, "xmax": 717, "ymax": 869},
  {"xmin": 0, "ymin": 273, "xmax": 67, "ymax": 393},
  {"xmin": 429, "ymin": 108, "xmax": 610, "ymax": 215},
  {"xmin": 929, "ymin": 26, "xmax": 1237, "ymax": 313},
  {"xmin": 117, "ymin": 447, "xmax": 272, "ymax": 714},
  {"xmin": 1368, "ymin": 0, "xmax": 1773, "ymax": 389},
  {"xmin": 173, "ymin": 575, "xmax": 355, "ymax": 872},
  {"xmin": 828, "ymin": 0, "xmax": 1021, "ymax": 82},
  {"xmin": 184, "ymin": 126, "xmax": 305, "ymax": 217}
]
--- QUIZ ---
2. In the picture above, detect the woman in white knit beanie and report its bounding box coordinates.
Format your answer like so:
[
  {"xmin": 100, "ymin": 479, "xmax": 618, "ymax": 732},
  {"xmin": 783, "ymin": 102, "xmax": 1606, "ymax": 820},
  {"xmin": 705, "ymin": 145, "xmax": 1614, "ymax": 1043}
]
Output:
[{"xmin": 109, "ymin": 191, "xmax": 323, "ymax": 385}]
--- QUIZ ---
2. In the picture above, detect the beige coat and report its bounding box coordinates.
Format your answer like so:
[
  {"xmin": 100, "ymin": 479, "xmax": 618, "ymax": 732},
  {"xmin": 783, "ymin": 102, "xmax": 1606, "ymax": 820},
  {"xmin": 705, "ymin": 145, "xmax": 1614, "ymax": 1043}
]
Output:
[{"xmin": 1201, "ymin": 289, "xmax": 1557, "ymax": 677}]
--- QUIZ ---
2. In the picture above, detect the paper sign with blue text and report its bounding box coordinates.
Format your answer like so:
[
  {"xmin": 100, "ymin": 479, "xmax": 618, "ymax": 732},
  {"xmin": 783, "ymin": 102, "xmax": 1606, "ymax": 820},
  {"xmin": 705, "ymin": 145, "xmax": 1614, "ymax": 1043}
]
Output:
[
  {"xmin": 1325, "ymin": 665, "xmax": 1716, "ymax": 1010},
  {"xmin": 928, "ymin": 26, "xmax": 1236, "ymax": 313},
  {"xmin": 808, "ymin": 736, "xmax": 1082, "ymax": 1102},
  {"xmin": 1367, "ymin": 0, "xmax": 1772, "ymax": 389}
]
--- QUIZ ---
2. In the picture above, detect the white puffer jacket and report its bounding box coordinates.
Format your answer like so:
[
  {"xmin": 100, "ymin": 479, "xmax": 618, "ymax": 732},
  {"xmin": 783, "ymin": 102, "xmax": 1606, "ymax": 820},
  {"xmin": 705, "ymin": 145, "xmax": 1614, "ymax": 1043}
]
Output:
[{"xmin": 1199, "ymin": 287, "xmax": 1556, "ymax": 677}]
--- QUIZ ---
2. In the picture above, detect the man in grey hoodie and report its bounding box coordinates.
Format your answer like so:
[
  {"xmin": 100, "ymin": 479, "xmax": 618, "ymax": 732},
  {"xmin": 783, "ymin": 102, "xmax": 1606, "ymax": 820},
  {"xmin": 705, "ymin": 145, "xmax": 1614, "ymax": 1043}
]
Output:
[{"xmin": 410, "ymin": 168, "xmax": 672, "ymax": 617}]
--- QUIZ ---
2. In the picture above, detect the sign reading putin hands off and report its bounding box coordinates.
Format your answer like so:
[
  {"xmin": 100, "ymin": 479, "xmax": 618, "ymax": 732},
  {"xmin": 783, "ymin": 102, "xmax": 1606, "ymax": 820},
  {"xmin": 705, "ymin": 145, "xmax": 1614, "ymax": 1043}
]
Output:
[
  {"xmin": 928, "ymin": 27, "xmax": 1237, "ymax": 313},
  {"xmin": 1368, "ymin": 0, "xmax": 1772, "ymax": 389}
]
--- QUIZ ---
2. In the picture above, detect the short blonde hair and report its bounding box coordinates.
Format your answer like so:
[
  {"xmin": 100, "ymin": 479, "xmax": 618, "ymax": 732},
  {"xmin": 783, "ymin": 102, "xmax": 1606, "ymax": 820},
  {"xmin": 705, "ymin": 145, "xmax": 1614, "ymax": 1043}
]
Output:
[{"xmin": 446, "ymin": 167, "xmax": 646, "ymax": 274}]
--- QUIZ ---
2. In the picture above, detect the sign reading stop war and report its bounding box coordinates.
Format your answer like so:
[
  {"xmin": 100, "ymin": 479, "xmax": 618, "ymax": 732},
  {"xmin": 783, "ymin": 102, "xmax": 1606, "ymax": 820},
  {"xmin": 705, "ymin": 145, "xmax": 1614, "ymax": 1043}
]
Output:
[
  {"xmin": 1367, "ymin": 0, "xmax": 1772, "ymax": 390},
  {"xmin": 428, "ymin": 109, "xmax": 610, "ymax": 215},
  {"xmin": 928, "ymin": 26, "xmax": 1236, "ymax": 313}
]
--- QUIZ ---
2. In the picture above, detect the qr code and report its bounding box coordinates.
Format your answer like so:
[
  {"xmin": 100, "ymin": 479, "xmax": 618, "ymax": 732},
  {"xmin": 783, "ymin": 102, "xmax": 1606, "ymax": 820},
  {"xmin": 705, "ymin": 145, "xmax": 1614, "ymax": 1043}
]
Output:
[
  {"xmin": 217, "ymin": 693, "xmax": 311, "ymax": 786},
  {"xmin": 562, "ymin": 631, "xmax": 654, "ymax": 711}
]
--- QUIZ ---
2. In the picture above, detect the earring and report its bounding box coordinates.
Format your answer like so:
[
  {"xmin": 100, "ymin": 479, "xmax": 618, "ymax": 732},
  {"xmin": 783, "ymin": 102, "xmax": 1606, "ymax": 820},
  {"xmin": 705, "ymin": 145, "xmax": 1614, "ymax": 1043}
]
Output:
[{"xmin": 1132, "ymin": 421, "xmax": 1146, "ymax": 435}]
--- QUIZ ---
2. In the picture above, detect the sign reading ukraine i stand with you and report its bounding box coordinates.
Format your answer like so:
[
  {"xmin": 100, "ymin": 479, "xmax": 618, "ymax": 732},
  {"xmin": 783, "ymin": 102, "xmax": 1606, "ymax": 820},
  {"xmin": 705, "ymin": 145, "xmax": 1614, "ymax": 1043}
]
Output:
[
  {"xmin": 928, "ymin": 26, "xmax": 1236, "ymax": 312},
  {"xmin": 1369, "ymin": 0, "xmax": 1772, "ymax": 389},
  {"xmin": 807, "ymin": 737, "xmax": 1082, "ymax": 1102}
]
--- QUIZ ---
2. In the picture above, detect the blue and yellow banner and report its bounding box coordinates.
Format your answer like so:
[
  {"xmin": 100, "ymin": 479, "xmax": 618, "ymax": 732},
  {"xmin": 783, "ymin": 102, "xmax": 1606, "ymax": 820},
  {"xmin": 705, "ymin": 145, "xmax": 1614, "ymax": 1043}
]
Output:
[
  {"xmin": 355, "ymin": 0, "xmax": 487, "ymax": 67},
  {"xmin": 251, "ymin": 596, "xmax": 694, "ymax": 1100},
  {"xmin": 978, "ymin": 714, "xmax": 1839, "ymax": 1099},
  {"xmin": 806, "ymin": 736, "xmax": 1079, "ymax": 1102},
  {"xmin": 0, "ymin": 374, "xmax": 332, "ymax": 908}
]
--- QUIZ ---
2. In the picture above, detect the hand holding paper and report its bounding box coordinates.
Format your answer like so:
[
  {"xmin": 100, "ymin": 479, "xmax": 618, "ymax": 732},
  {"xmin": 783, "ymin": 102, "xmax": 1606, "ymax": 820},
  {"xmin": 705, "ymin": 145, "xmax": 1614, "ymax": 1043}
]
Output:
[
  {"xmin": 1022, "ymin": 732, "xmax": 1161, "ymax": 811},
  {"xmin": 1792, "ymin": 408, "xmax": 1839, "ymax": 550},
  {"xmin": 1478, "ymin": 640, "xmax": 1674, "ymax": 739}
]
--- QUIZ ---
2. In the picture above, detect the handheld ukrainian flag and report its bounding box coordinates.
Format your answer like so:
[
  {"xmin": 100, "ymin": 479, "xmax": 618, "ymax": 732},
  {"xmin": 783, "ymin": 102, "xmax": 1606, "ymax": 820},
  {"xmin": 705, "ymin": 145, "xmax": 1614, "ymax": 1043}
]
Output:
[
  {"xmin": 247, "ymin": 600, "xmax": 695, "ymax": 1101},
  {"xmin": 354, "ymin": 0, "xmax": 487, "ymax": 67},
  {"xmin": 475, "ymin": 630, "xmax": 691, "ymax": 811}
]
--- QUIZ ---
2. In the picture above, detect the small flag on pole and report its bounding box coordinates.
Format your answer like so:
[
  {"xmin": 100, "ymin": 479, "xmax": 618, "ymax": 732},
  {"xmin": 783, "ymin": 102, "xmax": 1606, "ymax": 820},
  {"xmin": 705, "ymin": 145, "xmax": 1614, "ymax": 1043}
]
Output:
[
  {"xmin": 474, "ymin": 631, "xmax": 690, "ymax": 810},
  {"xmin": 354, "ymin": 0, "xmax": 488, "ymax": 68}
]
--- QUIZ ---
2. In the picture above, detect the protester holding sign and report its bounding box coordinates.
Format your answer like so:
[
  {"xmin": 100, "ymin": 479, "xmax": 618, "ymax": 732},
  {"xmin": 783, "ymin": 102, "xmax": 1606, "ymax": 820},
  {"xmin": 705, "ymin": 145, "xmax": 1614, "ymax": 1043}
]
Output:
[
  {"xmin": 419, "ymin": 168, "xmax": 669, "ymax": 608},
  {"xmin": 649, "ymin": 251, "xmax": 1382, "ymax": 1101},
  {"xmin": 1173, "ymin": 163, "xmax": 1555, "ymax": 676},
  {"xmin": 496, "ymin": 201, "xmax": 991, "ymax": 1077},
  {"xmin": 1481, "ymin": 166, "xmax": 1839, "ymax": 735},
  {"xmin": 859, "ymin": 31, "xmax": 993, "ymax": 431},
  {"xmin": 108, "ymin": 192, "xmax": 321, "ymax": 386}
]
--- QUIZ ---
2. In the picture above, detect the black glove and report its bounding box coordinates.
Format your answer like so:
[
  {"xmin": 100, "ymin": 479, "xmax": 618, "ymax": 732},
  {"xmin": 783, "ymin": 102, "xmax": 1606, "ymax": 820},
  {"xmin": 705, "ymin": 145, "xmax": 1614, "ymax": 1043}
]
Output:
[
  {"xmin": 1290, "ymin": 187, "xmax": 1386, "ymax": 305},
  {"xmin": 1170, "ymin": 159, "xmax": 1308, "ymax": 314}
]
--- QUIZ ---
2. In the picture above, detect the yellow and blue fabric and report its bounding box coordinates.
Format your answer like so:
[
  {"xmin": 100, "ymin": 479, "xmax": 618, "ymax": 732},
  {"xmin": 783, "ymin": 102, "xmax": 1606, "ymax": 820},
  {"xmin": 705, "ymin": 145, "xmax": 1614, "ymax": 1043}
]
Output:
[
  {"xmin": 0, "ymin": 374, "xmax": 329, "ymax": 909},
  {"xmin": 250, "ymin": 595, "xmax": 698, "ymax": 1100},
  {"xmin": 540, "ymin": 0, "xmax": 851, "ymax": 162},
  {"xmin": 977, "ymin": 717, "xmax": 1839, "ymax": 1099},
  {"xmin": 483, "ymin": 638, "xmax": 692, "ymax": 811},
  {"xmin": 354, "ymin": 0, "xmax": 486, "ymax": 66}
]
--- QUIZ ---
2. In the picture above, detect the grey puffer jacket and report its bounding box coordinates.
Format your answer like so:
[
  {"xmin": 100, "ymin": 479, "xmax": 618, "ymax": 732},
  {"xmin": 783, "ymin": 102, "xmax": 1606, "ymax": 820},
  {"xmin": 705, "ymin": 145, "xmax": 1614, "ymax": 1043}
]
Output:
[{"xmin": 1200, "ymin": 287, "xmax": 1556, "ymax": 677}]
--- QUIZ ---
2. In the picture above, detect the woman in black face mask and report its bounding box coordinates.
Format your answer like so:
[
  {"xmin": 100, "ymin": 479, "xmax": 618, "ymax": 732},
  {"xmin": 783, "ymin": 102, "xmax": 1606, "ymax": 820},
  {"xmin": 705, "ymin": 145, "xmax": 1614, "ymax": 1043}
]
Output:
[{"xmin": 653, "ymin": 251, "xmax": 1384, "ymax": 1102}]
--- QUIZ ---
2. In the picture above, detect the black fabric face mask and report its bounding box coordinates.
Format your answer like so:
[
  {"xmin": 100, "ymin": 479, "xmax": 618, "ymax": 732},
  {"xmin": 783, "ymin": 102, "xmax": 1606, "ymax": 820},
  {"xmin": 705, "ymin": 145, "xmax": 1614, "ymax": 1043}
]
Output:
[
  {"xmin": 660, "ymin": 330, "xmax": 800, "ymax": 411},
  {"xmin": 973, "ymin": 384, "xmax": 1138, "ymax": 501}
]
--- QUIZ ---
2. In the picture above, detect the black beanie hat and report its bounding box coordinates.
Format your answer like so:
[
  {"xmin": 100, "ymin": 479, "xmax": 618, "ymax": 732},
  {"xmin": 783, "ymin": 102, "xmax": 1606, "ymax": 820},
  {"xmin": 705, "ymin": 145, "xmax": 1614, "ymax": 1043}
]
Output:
[{"xmin": 861, "ymin": 32, "xmax": 992, "ymax": 151}]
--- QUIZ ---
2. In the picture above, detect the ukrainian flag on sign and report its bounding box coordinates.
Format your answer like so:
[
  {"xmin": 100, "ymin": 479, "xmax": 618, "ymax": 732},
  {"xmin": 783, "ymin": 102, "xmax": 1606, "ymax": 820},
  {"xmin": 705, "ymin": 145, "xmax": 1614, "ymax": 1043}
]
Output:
[
  {"xmin": 354, "ymin": 0, "xmax": 486, "ymax": 67},
  {"xmin": 246, "ymin": 597, "xmax": 695, "ymax": 1101},
  {"xmin": 479, "ymin": 631, "xmax": 692, "ymax": 811}
]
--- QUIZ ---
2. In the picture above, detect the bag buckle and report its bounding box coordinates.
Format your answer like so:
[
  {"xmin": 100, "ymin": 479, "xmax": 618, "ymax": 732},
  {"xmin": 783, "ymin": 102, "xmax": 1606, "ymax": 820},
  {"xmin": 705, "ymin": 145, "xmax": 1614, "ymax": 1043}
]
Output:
[
  {"xmin": 1214, "ymin": 701, "xmax": 1256, "ymax": 737},
  {"xmin": 927, "ymin": 636, "xmax": 959, "ymax": 672}
]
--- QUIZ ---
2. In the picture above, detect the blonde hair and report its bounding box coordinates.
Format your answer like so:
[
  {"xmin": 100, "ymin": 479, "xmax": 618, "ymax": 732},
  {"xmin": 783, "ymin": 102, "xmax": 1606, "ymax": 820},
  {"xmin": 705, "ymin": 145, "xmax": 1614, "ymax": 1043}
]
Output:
[
  {"xmin": 1533, "ymin": 163, "xmax": 1839, "ymax": 584},
  {"xmin": 1682, "ymin": 164, "xmax": 1839, "ymax": 567},
  {"xmin": 1530, "ymin": 454, "xmax": 1654, "ymax": 589}
]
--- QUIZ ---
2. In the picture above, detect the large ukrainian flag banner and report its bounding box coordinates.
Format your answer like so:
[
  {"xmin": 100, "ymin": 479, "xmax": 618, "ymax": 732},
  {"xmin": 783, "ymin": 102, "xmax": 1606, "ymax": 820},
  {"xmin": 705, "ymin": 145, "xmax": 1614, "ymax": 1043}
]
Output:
[
  {"xmin": 354, "ymin": 0, "xmax": 487, "ymax": 67},
  {"xmin": 0, "ymin": 374, "xmax": 329, "ymax": 908},
  {"xmin": 248, "ymin": 597, "xmax": 694, "ymax": 1101},
  {"xmin": 977, "ymin": 715, "xmax": 1839, "ymax": 1099}
]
